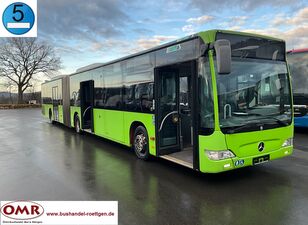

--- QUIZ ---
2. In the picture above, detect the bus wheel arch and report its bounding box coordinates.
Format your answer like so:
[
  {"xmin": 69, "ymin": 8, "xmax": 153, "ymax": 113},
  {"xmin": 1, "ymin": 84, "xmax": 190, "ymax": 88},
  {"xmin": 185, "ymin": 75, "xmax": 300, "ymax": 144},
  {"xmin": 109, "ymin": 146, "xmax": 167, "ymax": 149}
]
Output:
[
  {"xmin": 130, "ymin": 121, "xmax": 146, "ymax": 145},
  {"xmin": 130, "ymin": 122, "xmax": 150, "ymax": 160}
]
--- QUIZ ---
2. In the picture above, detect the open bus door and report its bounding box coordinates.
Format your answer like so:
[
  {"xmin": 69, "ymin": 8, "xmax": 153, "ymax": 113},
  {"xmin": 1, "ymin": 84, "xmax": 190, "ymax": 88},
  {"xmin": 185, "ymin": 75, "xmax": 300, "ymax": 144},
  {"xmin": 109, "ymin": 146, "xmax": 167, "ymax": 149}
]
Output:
[
  {"xmin": 155, "ymin": 61, "xmax": 198, "ymax": 169},
  {"xmin": 155, "ymin": 67, "xmax": 181, "ymax": 155},
  {"xmin": 52, "ymin": 86, "xmax": 59, "ymax": 121},
  {"xmin": 80, "ymin": 80, "xmax": 94, "ymax": 131}
]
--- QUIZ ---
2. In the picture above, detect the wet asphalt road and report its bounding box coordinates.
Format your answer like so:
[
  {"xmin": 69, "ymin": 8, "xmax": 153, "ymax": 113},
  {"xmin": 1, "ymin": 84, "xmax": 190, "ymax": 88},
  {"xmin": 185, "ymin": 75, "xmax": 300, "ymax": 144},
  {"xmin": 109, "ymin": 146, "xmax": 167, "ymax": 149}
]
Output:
[{"xmin": 0, "ymin": 109, "xmax": 308, "ymax": 225}]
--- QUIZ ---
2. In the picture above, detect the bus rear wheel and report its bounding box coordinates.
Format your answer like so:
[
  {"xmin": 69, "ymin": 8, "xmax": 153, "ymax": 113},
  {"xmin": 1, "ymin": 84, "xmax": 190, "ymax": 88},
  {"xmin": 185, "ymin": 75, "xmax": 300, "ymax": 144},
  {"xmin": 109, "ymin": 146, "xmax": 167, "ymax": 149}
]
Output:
[
  {"xmin": 133, "ymin": 126, "xmax": 149, "ymax": 160},
  {"xmin": 49, "ymin": 109, "xmax": 53, "ymax": 123},
  {"xmin": 74, "ymin": 115, "xmax": 81, "ymax": 134}
]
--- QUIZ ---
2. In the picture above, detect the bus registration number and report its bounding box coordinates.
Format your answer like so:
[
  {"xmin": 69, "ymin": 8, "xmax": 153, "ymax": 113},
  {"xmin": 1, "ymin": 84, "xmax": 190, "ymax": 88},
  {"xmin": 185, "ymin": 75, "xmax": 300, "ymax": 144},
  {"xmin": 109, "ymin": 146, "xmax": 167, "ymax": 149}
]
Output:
[{"xmin": 253, "ymin": 155, "xmax": 270, "ymax": 165}]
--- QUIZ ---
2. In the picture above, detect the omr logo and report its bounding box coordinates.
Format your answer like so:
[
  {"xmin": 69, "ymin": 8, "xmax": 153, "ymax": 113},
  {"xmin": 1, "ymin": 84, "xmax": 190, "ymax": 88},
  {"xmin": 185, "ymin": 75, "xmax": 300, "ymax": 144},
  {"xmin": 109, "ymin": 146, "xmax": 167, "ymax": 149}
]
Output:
[{"xmin": 0, "ymin": 201, "xmax": 44, "ymax": 220}]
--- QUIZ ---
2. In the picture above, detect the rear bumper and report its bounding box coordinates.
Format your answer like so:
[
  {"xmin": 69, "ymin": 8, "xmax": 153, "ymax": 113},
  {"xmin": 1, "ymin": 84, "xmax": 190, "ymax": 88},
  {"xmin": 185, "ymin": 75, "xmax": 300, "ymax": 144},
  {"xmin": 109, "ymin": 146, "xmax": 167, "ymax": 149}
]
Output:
[
  {"xmin": 294, "ymin": 116, "xmax": 308, "ymax": 127},
  {"xmin": 200, "ymin": 146, "xmax": 293, "ymax": 173}
]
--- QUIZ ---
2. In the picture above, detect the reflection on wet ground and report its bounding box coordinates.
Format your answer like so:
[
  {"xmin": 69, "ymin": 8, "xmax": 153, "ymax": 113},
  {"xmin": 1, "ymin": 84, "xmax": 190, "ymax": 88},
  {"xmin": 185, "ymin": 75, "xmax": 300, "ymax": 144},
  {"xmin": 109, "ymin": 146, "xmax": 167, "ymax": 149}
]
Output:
[{"xmin": 0, "ymin": 109, "xmax": 308, "ymax": 225}]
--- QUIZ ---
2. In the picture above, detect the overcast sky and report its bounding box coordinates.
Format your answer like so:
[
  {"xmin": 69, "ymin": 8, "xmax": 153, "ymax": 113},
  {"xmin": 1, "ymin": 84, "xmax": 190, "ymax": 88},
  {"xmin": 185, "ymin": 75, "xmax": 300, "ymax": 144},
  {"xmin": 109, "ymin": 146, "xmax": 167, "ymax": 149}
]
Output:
[
  {"xmin": 1, "ymin": 0, "xmax": 307, "ymax": 92},
  {"xmin": 37, "ymin": 0, "xmax": 307, "ymax": 75}
]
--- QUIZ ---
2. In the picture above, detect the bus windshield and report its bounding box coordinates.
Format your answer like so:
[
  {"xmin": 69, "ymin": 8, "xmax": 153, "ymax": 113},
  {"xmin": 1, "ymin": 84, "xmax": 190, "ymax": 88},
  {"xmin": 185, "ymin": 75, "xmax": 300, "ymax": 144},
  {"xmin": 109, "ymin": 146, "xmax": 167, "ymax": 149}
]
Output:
[
  {"xmin": 288, "ymin": 52, "xmax": 308, "ymax": 105},
  {"xmin": 216, "ymin": 58, "xmax": 292, "ymax": 133}
]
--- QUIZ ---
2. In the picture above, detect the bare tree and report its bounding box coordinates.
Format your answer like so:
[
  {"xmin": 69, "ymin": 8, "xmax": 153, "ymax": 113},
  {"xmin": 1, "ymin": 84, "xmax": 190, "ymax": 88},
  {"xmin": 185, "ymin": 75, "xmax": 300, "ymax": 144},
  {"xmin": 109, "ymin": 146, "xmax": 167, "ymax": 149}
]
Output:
[{"xmin": 0, "ymin": 38, "xmax": 61, "ymax": 104}]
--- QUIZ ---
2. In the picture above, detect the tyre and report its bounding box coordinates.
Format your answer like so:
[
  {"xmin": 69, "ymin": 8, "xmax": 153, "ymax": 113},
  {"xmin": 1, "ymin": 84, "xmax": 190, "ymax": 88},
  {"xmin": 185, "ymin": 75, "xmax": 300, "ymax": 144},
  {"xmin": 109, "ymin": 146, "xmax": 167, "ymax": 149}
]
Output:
[
  {"xmin": 49, "ymin": 109, "xmax": 53, "ymax": 123},
  {"xmin": 74, "ymin": 115, "xmax": 81, "ymax": 133},
  {"xmin": 133, "ymin": 126, "xmax": 150, "ymax": 160}
]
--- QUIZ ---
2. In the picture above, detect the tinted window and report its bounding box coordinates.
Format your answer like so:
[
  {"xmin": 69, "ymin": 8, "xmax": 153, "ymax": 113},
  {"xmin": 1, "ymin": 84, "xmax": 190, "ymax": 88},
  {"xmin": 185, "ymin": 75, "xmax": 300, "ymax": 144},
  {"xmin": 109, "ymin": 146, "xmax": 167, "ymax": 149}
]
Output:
[
  {"xmin": 288, "ymin": 52, "xmax": 308, "ymax": 95},
  {"xmin": 42, "ymin": 83, "xmax": 52, "ymax": 104},
  {"xmin": 93, "ymin": 67, "xmax": 104, "ymax": 107},
  {"xmin": 287, "ymin": 52, "xmax": 308, "ymax": 105},
  {"xmin": 216, "ymin": 58, "xmax": 292, "ymax": 133},
  {"xmin": 216, "ymin": 32, "xmax": 285, "ymax": 61},
  {"xmin": 123, "ymin": 54, "xmax": 154, "ymax": 112},
  {"xmin": 104, "ymin": 63, "xmax": 122, "ymax": 109},
  {"xmin": 70, "ymin": 71, "xmax": 92, "ymax": 106},
  {"xmin": 42, "ymin": 79, "xmax": 62, "ymax": 105}
]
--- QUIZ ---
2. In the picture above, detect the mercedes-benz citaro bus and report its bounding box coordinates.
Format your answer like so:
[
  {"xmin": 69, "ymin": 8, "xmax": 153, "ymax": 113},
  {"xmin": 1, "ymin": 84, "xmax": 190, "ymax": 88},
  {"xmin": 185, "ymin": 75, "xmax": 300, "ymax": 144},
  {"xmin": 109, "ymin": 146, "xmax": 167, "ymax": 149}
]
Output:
[
  {"xmin": 41, "ymin": 30, "xmax": 293, "ymax": 173},
  {"xmin": 287, "ymin": 48, "xmax": 308, "ymax": 127}
]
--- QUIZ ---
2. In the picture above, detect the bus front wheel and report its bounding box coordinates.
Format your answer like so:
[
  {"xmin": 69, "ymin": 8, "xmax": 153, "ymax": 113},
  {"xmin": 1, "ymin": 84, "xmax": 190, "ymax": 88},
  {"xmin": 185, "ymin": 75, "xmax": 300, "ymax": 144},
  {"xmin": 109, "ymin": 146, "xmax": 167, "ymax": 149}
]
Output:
[
  {"xmin": 74, "ymin": 115, "xmax": 81, "ymax": 134},
  {"xmin": 133, "ymin": 126, "xmax": 149, "ymax": 160}
]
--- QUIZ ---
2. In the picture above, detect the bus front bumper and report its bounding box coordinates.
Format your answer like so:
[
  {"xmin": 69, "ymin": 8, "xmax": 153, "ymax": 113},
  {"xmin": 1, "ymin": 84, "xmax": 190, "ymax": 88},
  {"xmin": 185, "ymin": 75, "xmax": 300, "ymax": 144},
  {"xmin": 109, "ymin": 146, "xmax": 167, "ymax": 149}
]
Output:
[{"xmin": 201, "ymin": 146, "xmax": 293, "ymax": 173}]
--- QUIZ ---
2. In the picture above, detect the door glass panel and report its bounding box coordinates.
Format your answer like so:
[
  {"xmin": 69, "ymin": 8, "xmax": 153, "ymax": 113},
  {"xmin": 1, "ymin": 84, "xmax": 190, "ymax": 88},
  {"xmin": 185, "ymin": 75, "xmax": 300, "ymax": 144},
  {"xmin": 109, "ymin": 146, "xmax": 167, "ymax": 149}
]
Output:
[
  {"xmin": 179, "ymin": 76, "xmax": 192, "ymax": 147},
  {"xmin": 180, "ymin": 77, "xmax": 189, "ymax": 108},
  {"xmin": 80, "ymin": 80, "xmax": 94, "ymax": 130},
  {"xmin": 159, "ymin": 72, "xmax": 179, "ymax": 147},
  {"xmin": 52, "ymin": 87, "xmax": 59, "ymax": 121}
]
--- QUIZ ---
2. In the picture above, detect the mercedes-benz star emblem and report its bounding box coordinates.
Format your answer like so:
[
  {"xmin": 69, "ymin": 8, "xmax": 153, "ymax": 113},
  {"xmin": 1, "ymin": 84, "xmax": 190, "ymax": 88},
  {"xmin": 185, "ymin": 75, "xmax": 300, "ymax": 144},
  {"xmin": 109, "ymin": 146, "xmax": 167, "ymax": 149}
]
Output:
[{"xmin": 258, "ymin": 142, "xmax": 265, "ymax": 152}]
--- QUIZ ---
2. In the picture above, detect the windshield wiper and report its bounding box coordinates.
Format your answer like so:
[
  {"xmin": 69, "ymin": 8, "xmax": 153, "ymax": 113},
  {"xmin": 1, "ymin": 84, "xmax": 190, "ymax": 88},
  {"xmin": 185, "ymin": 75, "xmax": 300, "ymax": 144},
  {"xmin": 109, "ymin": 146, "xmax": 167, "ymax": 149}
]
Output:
[
  {"xmin": 232, "ymin": 111, "xmax": 261, "ymax": 116},
  {"xmin": 258, "ymin": 115, "xmax": 289, "ymax": 126},
  {"xmin": 225, "ymin": 114, "xmax": 289, "ymax": 134},
  {"xmin": 225, "ymin": 121, "xmax": 262, "ymax": 134},
  {"xmin": 233, "ymin": 111, "xmax": 289, "ymax": 126}
]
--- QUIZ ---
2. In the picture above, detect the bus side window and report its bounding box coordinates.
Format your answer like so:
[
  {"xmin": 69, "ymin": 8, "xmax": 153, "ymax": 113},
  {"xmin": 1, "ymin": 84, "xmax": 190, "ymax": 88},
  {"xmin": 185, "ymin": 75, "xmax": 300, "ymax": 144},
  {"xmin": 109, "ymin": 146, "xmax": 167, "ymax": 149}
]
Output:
[{"xmin": 133, "ymin": 83, "xmax": 153, "ymax": 112}]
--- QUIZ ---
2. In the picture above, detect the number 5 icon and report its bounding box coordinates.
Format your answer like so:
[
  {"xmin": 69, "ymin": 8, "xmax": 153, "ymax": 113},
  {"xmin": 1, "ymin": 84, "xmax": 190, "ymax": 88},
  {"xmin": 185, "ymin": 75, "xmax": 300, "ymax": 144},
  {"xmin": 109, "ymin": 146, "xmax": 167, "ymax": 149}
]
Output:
[
  {"xmin": 13, "ymin": 4, "xmax": 25, "ymax": 22},
  {"xmin": 2, "ymin": 2, "xmax": 35, "ymax": 35}
]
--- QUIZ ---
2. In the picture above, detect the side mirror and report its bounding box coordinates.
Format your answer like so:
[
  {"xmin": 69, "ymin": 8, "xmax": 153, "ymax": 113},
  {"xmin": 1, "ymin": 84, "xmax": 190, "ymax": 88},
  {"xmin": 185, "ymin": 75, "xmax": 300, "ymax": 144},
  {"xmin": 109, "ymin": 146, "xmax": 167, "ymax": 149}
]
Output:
[{"xmin": 214, "ymin": 39, "xmax": 231, "ymax": 74}]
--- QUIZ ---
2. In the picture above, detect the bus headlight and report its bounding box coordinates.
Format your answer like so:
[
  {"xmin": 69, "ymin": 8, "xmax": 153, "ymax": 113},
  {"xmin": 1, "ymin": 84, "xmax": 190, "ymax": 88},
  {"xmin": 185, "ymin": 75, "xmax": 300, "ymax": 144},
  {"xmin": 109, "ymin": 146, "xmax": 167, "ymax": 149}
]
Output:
[
  {"xmin": 282, "ymin": 138, "xmax": 293, "ymax": 147},
  {"xmin": 206, "ymin": 150, "xmax": 235, "ymax": 160}
]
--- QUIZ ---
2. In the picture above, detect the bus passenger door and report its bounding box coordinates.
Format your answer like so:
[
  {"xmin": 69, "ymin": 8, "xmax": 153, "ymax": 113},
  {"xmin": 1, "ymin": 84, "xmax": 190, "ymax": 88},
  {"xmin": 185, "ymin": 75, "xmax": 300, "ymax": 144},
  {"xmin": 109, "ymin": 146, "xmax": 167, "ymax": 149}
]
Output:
[
  {"xmin": 80, "ymin": 80, "xmax": 94, "ymax": 131},
  {"xmin": 52, "ymin": 86, "xmax": 59, "ymax": 121},
  {"xmin": 155, "ymin": 68, "xmax": 181, "ymax": 155}
]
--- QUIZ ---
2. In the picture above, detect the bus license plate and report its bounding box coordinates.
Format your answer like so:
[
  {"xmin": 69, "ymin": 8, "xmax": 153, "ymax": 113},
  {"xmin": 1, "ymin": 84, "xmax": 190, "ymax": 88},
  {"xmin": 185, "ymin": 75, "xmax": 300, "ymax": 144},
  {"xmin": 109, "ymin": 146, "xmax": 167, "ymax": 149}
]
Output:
[{"xmin": 253, "ymin": 155, "xmax": 270, "ymax": 165}]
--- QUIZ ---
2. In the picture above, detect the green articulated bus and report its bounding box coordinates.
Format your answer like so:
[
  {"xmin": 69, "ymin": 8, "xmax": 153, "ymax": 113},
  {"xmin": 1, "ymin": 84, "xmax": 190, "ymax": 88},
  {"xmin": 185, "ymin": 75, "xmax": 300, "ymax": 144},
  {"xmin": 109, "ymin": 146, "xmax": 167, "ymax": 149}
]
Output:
[{"xmin": 41, "ymin": 30, "xmax": 294, "ymax": 173}]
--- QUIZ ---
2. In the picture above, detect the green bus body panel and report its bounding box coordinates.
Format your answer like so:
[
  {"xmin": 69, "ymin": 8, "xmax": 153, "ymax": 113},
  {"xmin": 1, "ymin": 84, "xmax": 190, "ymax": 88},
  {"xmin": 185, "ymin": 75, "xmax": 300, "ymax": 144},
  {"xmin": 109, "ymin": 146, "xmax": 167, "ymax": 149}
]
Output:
[
  {"xmin": 93, "ymin": 109, "xmax": 156, "ymax": 155},
  {"xmin": 42, "ymin": 104, "xmax": 52, "ymax": 118},
  {"xmin": 94, "ymin": 109, "xmax": 125, "ymax": 144},
  {"xmin": 208, "ymin": 50, "xmax": 221, "ymax": 131},
  {"xmin": 198, "ymin": 30, "xmax": 216, "ymax": 44},
  {"xmin": 225, "ymin": 126, "xmax": 293, "ymax": 158},
  {"xmin": 42, "ymin": 104, "xmax": 64, "ymax": 124},
  {"xmin": 70, "ymin": 106, "xmax": 81, "ymax": 127},
  {"xmin": 58, "ymin": 105, "xmax": 64, "ymax": 124},
  {"xmin": 199, "ymin": 125, "xmax": 293, "ymax": 173},
  {"xmin": 197, "ymin": 30, "xmax": 293, "ymax": 173}
]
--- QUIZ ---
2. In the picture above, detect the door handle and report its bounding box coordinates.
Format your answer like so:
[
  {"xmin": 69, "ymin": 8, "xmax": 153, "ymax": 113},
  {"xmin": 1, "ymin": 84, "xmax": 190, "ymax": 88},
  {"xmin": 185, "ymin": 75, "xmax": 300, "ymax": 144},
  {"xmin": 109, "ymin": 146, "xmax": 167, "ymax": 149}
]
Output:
[
  {"xmin": 83, "ymin": 106, "xmax": 92, "ymax": 118},
  {"xmin": 159, "ymin": 111, "xmax": 178, "ymax": 132}
]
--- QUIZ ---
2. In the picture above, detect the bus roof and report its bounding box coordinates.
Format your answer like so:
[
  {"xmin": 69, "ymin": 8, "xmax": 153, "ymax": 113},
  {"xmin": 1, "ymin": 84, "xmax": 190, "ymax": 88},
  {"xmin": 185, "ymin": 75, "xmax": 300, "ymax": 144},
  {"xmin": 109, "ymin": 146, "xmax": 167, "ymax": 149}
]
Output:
[
  {"xmin": 69, "ymin": 33, "xmax": 198, "ymax": 77},
  {"xmin": 287, "ymin": 48, "xmax": 308, "ymax": 54},
  {"xmin": 42, "ymin": 29, "xmax": 285, "ymax": 81},
  {"xmin": 69, "ymin": 29, "xmax": 285, "ymax": 77},
  {"xmin": 42, "ymin": 75, "xmax": 68, "ymax": 85}
]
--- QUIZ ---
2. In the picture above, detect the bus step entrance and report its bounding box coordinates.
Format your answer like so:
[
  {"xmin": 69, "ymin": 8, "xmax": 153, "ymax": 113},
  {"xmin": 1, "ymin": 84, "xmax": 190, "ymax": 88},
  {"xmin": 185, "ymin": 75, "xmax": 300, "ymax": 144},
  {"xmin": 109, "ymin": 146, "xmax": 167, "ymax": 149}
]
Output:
[{"xmin": 83, "ymin": 128, "xmax": 92, "ymax": 133}]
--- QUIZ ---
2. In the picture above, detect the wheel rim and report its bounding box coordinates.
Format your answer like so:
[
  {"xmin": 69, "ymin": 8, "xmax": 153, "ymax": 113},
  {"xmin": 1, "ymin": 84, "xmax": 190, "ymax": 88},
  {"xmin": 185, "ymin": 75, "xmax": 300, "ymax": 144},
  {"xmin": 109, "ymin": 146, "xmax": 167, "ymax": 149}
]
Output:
[{"xmin": 134, "ymin": 133, "xmax": 147, "ymax": 155}]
